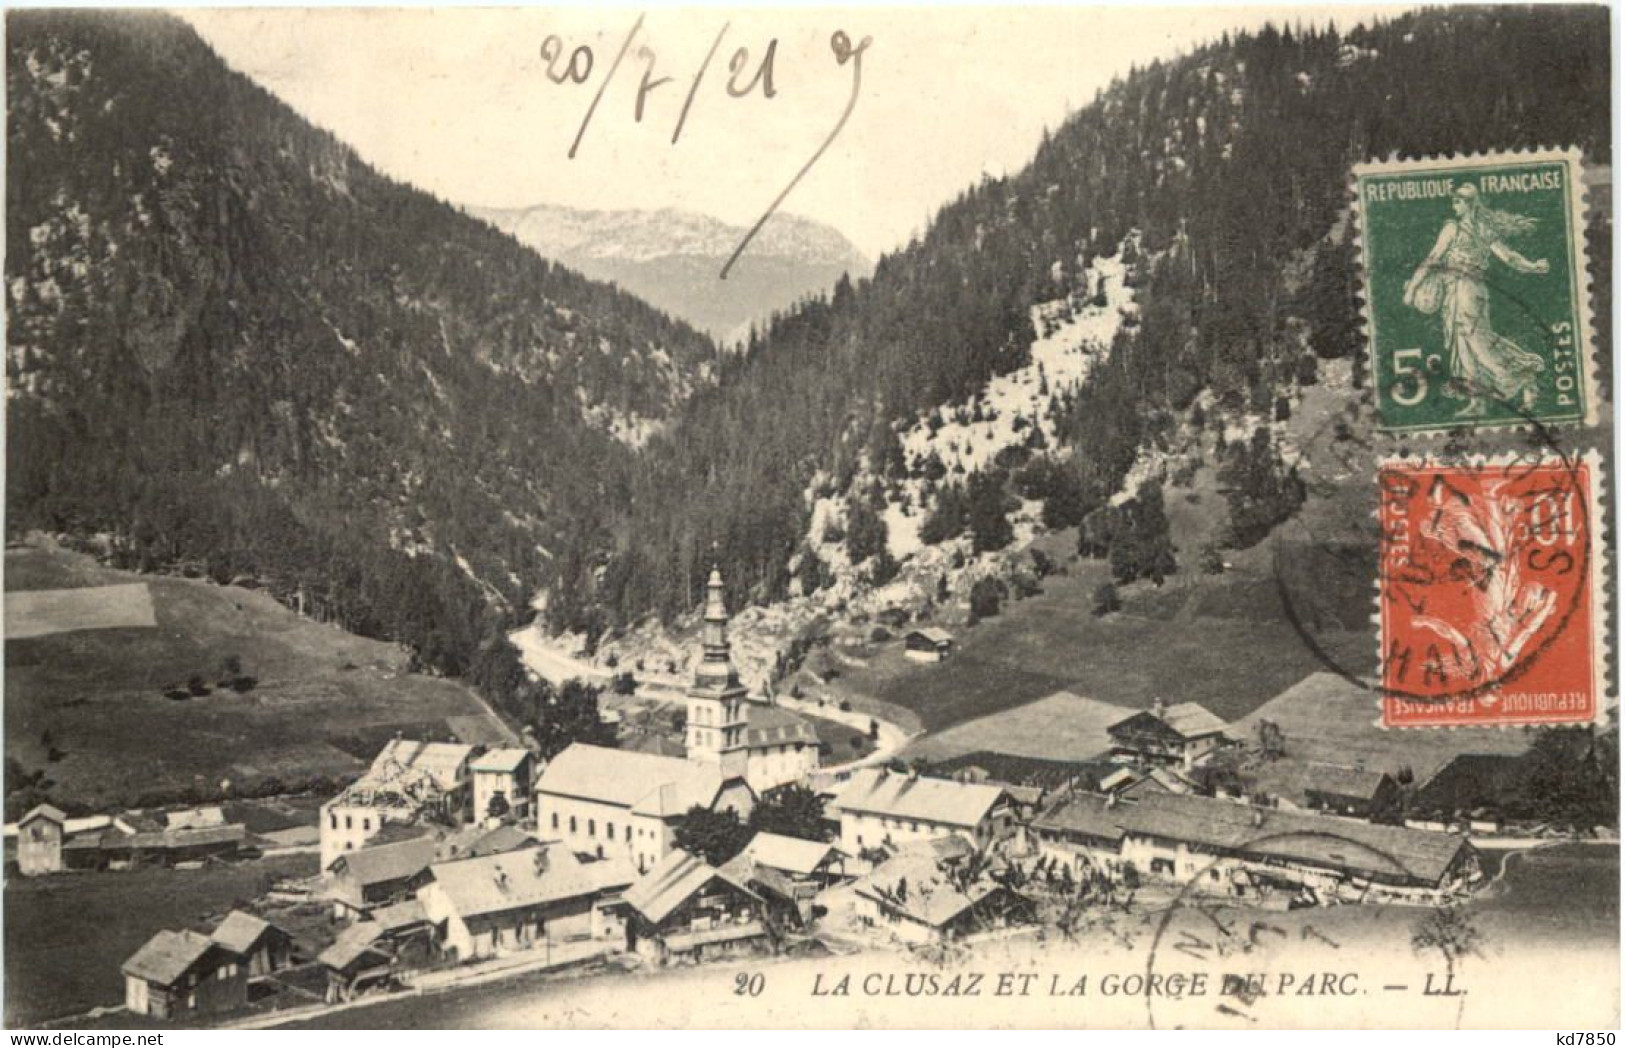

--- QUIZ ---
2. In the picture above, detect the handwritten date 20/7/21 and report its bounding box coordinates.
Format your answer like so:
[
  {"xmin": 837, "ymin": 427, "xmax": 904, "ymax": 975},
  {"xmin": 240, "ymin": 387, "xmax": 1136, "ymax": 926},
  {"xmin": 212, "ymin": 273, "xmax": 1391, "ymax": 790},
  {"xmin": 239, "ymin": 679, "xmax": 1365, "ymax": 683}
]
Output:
[{"xmin": 540, "ymin": 15, "xmax": 871, "ymax": 279}]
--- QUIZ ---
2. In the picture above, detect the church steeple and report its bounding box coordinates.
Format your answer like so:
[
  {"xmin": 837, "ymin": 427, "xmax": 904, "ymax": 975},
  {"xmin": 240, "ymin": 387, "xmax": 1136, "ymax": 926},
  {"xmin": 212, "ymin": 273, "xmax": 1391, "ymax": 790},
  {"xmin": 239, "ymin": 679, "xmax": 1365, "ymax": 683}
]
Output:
[
  {"xmin": 686, "ymin": 563, "xmax": 749, "ymax": 776},
  {"xmin": 695, "ymin": 566, "xmax": 738, "ymax": 690}
]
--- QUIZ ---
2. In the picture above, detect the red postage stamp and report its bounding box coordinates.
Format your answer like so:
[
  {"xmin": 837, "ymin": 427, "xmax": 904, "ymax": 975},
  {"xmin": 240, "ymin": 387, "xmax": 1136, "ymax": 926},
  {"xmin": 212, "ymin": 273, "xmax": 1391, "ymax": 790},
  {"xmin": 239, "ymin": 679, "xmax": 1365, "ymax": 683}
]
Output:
[{"xmin": 1378, "ymin": 451, "xmax": 1603, "ymax": 727}]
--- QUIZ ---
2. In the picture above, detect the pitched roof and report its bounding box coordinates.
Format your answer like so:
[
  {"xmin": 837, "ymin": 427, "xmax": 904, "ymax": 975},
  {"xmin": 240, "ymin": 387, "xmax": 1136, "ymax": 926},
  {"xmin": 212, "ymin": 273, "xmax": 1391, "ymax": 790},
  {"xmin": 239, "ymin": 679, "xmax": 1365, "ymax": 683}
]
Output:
[
  {"xmin": 624, "ymin": 849, "xmax": 759, "ymax": 926},
  {"xmin": 457, "ymin": 824, "xmax": 541, "ymax": 860},
  {"xmin": 739, "ymin": 832, "xmax": 838, "ymax": 876},
  {"xmin": 624, "ymin": 734, "xmax": 688, "ymax": 759},
  {"xmin": 907, "ymin": 627, "xmax": 954, "ymax": 645},
  {"xmin": 369, "ymin": 739, "xmax": 476, "ymax": 792},
  {"xmin": 853, "ymin": 846, "xmax": 1003, "ymax": 928},
  {"xmin": 317, "ymin": 900, "xmax": 431, "ymax": 971},
  {"xmin": 829, "ymin": 769, "xmax": 1008, "ymax": 828},
  {"xmin": 112, "ymin": 824, "xmax": 246, "ymax": 851},
  {"xmin": 328, "ymin": 836, "xmax": 437, "ymax": 885},
  {"xmin": 427, "ymin": 846, "xmax": 635, "ymax": 921},
  {"xmin": 19, "ymin": 804, "xmax": 66, "ymax": 826},
  {"xmin": 470, "ymin": 748, "xmax": 532, "ymax": 774},
  {"xmin": 166, "ymin": 806, "xmax": 227, "ymax": 830},
  {"xmin": 1116, "ymin": 792, "xmax": 1468, "ymax": 885},
  {"xmin": 210, "ymin": 911, "xmax": 284, "ymax": 955},
  {"xmin": 537, "ymin": 744, "xmax": 724, "ymax": 818},
  {"xmin": 1300, "ymin": 762, "xmax": 1392, "ymax": 799},
  {"xmin": 122, "ymin": 929, "xmax": 218, "ymax": 986},
  {"xmin": 371, "ymin": 898, "xmax": 430, "ymax": 933},
  {"xmin": 317, "ymin": 923, "xmax": 393, "ymax": 972},
  {"xmin": 1031, "ymin": 793, "xmax": 1128, "ymax": 843},
  {"xmin": 742, "ymin": 703, "xmax": 818, "ymax": 748},
  {"xmin": 1161, "ymin": 702, "xmax": 1227, "ymax": 738}
]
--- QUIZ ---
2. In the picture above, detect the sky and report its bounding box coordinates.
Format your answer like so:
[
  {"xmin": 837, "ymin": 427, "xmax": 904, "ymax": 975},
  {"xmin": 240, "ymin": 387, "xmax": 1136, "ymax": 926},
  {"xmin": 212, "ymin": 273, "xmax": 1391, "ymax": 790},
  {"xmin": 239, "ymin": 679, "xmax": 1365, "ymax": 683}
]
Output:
[{"xmin": 183, "ymin": 5, "xmax": 1414, "ymax": 260}]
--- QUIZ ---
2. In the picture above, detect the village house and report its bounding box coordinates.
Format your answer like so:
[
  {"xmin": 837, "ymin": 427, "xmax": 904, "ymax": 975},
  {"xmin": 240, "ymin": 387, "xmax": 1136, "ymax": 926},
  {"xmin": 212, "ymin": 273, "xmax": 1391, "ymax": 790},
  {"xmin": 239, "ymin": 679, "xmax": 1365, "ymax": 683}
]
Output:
[
  {"xmin": 1244, "ymin": 758, "xmax": 1403, "ymax": 819},
  {"xmin": 326, "ymin": 836, "xmax": 439, "ymax": 919},
  {"xmin": 209, "ymin": 911, "xmax": 296, "ymax": 978},
  {"xmin": 319, "ymin": 738, "xmax": 477, "ymax": 870},
  {"xmin": 623, "ymin": 848, "xmax": 770, "ymax": 963},
  {"xmin": 470, "ymin": 748, "xmax": 535, "ymax": 824},
  {"xmin": 122, "ymin": 929, "xmax": 246, "ymax": 1020},
  {"xmin": 1106, "ymin": 700, "xmax": 1228, "ymax": 769},
  {"xmin": 535, "ymin": 742, "xmax": 755, "ymax": 873},
  {"xmin": 16, "ymin": 804, "xmax": 66, "ymax": 875},
  {"xmin": 684, "ymin": 567, "xmax": 820, "ymax": 793},
  {"xmin": 417, "ymin": 844, "xmax": 636, "ymax": 962},
  {"xmin": 317, "ymin": 899, "xmax": 439, "ymax": 1003},
  {"xmin": 1033, "ymin": 790, "xmax": 1479, "ymax": 904},
  {"xmin": 852, "ymin": 841, "xmax": 1031, "ymax": 944},
  {"xmin": 829, "ymin": 767, "xmax": 1016, "ymax": 856},
  {"xmin": 718, "ymin": 832, "xmax": 847, "ymax": 924},
  {"xmin": 903, "ymin": 627, "xmax": 955, "ymax": 663}
]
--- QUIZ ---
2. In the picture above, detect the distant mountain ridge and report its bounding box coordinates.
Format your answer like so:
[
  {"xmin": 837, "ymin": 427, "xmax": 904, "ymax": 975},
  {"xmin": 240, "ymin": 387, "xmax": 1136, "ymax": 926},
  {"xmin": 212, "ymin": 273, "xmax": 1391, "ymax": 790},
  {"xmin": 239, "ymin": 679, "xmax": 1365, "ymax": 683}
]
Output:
[{"xmin": 469, "ymin": 203, "xmax": 871, "ymax": 342}]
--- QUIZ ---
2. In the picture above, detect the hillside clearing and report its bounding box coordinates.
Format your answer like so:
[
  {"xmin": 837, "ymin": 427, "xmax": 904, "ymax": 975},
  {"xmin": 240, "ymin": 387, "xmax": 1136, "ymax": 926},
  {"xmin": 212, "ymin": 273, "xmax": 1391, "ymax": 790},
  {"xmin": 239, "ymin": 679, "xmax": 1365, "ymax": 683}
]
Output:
[
  {"xmin": 5, "ymin": 584, "xmax": 157, "ymax": 639},
  {"xmin": 5, "ymin": 542, "xmax": 517, "ymax": 811}
]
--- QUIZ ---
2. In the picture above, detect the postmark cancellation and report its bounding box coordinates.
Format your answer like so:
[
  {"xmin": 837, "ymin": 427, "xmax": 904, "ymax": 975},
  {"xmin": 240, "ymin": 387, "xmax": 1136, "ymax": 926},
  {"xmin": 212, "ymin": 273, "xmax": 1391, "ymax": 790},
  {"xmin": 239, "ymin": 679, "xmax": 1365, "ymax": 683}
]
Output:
[{"xmin": 1376, "ymin": 447, "xmax": 1608, "ymax": 728}]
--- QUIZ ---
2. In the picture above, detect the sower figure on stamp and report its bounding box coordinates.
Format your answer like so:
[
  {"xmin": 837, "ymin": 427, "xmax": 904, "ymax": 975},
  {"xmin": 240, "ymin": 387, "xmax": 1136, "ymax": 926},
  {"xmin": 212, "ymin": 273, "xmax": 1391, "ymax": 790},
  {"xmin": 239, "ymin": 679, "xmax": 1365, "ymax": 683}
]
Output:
[{"xmin": 1403, "ymin": 183, "xmax": 1550, "ymax": 418}]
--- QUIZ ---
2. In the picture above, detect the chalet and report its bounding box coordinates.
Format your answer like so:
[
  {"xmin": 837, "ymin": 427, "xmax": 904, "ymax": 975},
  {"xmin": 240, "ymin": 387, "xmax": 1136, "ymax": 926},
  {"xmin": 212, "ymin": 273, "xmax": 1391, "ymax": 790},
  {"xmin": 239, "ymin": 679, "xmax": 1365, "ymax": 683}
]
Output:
[
  {"xmin": 735, "ymin": 832, "xmax": 845, "ymax": 888},
  {"xmin": 16, "ymin": 804, "xmax": 66, "ymax": 875},
  {"xmin": 320, "ymin": 739, "xmax": 476, "ymax": 870},
  {"xmin": 1030, "ymin": 792, "xmax": 1130, "ymax": 880},
  {"xmin": 326, "ymin": 836, "xmax": 438, "ymax": 918},
  {"xmin": 719, "ymin": 832, "xmax": 846, "ymax": 923},
  {"xmin": 1119, "ymin": 765, "xmax": 1199, "ymax": 801},
  {"xmin": 209, "ymin": 911, "xmax": 296, "ymax": 977},
  {"xmin": 904, "ymin": 628, "xmax": 955, "ymax": 663},
  {"xmin": 1107, "ymin": 700, "xmax": 1227, "ymax": 769},
  {"xmin": 122, "ymin": 929, "xmax": 245, "ymax": 1020},
  {"xmin": 417, "ymin": 845, "xmax": 636, "ymax": 961},
  {"xmin": 829, "ymin": 767, "xmax": 1015, "ymax": 856},
  {"xmin": 1033, "ymin": 790, "xmax": 1479, "ymax": 904},
  {"xmin": 317, "ymin": 899, "xmax": 438, "ymax": 1003},
  {"xmin": 470, "ymin": 748, "xmax": 535, "ymax": 824},
  {"xmin": 1241, "ymin": 759, "xmax": 1405, "ymax": 819},
  {"xmin": 852, "ymin": 841, "xmax": 1031, "ymax": 944},
  {"xmin": 623, "ymin": 848, "xmax": 770, "ymax": 962},
  {"xmin": 535, "ymin": 743, "xmax": 755, "ymax": 873}
]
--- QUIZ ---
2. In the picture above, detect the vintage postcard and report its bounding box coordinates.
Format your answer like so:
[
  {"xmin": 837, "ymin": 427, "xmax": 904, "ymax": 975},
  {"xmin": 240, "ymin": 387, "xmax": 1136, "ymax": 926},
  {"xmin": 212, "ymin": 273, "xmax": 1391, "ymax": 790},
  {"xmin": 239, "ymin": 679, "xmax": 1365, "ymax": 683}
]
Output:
[{"xmin": 3, "ymin": 3, "xmax": 1616, "ymax": 1033}]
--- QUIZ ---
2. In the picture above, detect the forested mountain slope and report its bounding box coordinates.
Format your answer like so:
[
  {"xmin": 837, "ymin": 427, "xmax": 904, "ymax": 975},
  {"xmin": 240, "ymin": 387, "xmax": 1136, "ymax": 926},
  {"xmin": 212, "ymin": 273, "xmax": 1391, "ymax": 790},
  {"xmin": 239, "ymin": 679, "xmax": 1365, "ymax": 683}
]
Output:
[
  {"xmin": 550, "ymin": 8, "xmax": 1610, "ymax": 639},
  {"xmin": 6, "ymin": 11, "xmax": 716, "ymax": 692}
]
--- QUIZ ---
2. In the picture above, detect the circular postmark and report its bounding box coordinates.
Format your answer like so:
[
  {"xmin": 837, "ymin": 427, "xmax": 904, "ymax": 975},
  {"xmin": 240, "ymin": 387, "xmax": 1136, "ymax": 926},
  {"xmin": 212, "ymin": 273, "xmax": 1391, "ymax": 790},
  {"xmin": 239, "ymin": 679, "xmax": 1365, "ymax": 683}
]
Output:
[
  {"xmin": 1139, "ymin": 824, "xmax": 1480, "ymax": 1029},
  {"xmin": 1267, "ymin": 272, "xmax": 1597, "ymax": 711}
]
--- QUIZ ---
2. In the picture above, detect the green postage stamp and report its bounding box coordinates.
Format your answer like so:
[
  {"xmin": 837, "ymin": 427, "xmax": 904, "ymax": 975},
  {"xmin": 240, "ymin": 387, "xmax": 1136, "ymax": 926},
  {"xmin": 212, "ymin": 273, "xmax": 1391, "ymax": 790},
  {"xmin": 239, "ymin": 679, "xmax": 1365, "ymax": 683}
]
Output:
[{"xmin": 1353, "ymin": 148, "xmax": 1597, "ymax": 433}]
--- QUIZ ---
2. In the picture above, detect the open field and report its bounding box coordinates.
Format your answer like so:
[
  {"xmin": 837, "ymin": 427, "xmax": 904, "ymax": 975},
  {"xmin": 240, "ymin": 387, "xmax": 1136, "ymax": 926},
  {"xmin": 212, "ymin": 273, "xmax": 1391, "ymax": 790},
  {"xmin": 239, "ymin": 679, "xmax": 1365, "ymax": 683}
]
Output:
[
  {"xmin": 1230, "ymin": 671, "xmax": 1535, "ymax": 786},
  {"xmin": 5, "ymin": 584, "xmax": 157, "ymax": 639},
  {"xmin": 903, "ymin": 689, "xmax": 1128, "ymax": 762},
  {"xmin": 828, "ymin": 556, "xmax": 1371, "ymax": 736},
  {"xmin": 4, "ymin": 853, "xmax": 320, "ymax": 1027},
  {"xmin": 5, "ymin": 541, "xmax": 516, "ymax": 811}
]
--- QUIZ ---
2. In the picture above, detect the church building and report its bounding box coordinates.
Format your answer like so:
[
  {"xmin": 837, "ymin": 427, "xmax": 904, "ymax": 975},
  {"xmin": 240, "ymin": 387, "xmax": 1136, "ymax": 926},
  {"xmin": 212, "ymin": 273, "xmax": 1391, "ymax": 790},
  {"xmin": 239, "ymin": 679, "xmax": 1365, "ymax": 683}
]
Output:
[{"xmin": 685, "ymin": 567, "xmax": 820, "ymax": 794}]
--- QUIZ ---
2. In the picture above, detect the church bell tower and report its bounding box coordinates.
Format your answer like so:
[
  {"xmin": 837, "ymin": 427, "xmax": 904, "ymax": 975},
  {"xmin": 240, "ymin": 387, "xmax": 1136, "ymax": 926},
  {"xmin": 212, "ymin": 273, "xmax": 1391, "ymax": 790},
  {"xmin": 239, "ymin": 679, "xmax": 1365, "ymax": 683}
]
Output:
[{"xmin": 686, "ymin": 566, "xmax": 750, "ymax": 778}]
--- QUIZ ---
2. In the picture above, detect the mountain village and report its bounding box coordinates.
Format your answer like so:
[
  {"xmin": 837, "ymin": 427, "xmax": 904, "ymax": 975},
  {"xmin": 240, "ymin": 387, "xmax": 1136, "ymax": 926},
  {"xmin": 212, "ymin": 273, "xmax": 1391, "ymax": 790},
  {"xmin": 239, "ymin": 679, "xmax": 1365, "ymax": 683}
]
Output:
[{"xmin": 9, "ymin": 564, "xmax": 1521, "ymax": 1028}]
